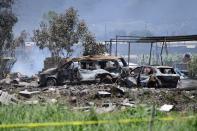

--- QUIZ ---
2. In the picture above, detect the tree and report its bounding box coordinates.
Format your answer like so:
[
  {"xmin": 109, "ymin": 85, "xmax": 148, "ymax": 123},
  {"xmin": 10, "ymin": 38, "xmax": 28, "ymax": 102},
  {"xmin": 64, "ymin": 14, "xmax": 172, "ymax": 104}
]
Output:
[
  {"xmin": 0, "ymin": 0, "xmax": 17, "ymax": 56},
  {"xmin": 188, "ymin": 56, "xmax": 197, "ymax": 78},
  {"xmin": 33, "ymin": 7, "xmax": 106, "ymax": 58},
  {"xmin": 82, "ymin": 32, "xmax": 106, "ymax": 56},
  {"xmin": 13, "ymin": 30, "xmax": 28, "ymax": 48},
  {"xmin": 33, "ymin": 7, "xmax": 89, "ymax": 57}
]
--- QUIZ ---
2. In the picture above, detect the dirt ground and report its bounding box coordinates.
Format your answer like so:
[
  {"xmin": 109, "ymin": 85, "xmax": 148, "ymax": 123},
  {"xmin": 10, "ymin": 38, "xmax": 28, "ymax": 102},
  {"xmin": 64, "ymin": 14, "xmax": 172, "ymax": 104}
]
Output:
[{"xmin": 179, "ymin": 79, "xmax": 197, "ymax": 89}]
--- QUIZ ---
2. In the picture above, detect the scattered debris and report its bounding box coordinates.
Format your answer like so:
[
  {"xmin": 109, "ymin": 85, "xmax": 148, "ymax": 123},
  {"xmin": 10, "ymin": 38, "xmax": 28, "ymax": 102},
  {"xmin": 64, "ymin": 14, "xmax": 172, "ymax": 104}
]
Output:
[
  {"xmin": 121, "ymin": 99, "xmax": 135, "ymax": 107},
  {"xmin": 19, "ymin": 90, "xmax": 40, "ymax": 98},
  {"xmin": 47, "ymin": 99, "xmax": 57, "ymax": 104},
  {"xmin": 124, "ymin": 77, "xmax": 137, "ymax": 87},
  {"xmin": 73, "ymin": 106, "xmax": 91, "ymax": 112},
  {"xmin": 0, "ymin": 78, "xmax": 12, "ymax": 85},
  {"xmin": 0, "ymin": 77, "xmax": 196, "ymax": 112},
  {"xmin": 24, "ymin": 100, "xmax": 39, "ymax": 105},
  {"xmin": 69, "ymin": 96, "xmax": 77, "ymax": 103},
  {"xmin": 97, "ymin": 91, "xmax": 111, "ymax": 97},
  {"xmin": 111, "ymin": 86, "xmax": 125, "ymax": 96},
  {"xmin": 96, "ymin": 103, "xmax": 116, "ymax": 114},
  {"xmin": 0, "ymin": 90, "xmax": 18, "ymax": 105},
  {"xmin": 159, "ymin": 104, "xmax": 174, "ymax": 112}
]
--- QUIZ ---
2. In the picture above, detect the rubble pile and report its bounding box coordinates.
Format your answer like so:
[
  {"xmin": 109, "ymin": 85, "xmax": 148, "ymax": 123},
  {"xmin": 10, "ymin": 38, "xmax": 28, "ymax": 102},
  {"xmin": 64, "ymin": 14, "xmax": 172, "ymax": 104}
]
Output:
[{"xmin": 0, "ymin": 81, "xmax": 196, "ymax": 112}]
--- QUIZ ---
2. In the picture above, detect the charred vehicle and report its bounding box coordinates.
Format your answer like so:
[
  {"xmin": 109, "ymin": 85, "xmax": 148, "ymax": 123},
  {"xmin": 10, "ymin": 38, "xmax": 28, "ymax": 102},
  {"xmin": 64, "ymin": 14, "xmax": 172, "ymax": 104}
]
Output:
[
  {"xmin": 130, "ymin": 66, "xmax": 180, "ymax": 88},
  {"xmin": 39, "ymin": 55, "xmax": 130, "ymax": 86}
]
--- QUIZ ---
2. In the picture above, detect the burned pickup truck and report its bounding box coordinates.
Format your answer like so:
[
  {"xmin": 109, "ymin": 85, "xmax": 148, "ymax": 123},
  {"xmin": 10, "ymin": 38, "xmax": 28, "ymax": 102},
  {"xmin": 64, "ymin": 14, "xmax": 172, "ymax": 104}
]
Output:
[
  {"xmin": 130, "ymin": 66, "xmax": 180, "ymax": 88},
  {"xmin": 39, "ymin": 55, "xmax": 131, "ymax": 86}
]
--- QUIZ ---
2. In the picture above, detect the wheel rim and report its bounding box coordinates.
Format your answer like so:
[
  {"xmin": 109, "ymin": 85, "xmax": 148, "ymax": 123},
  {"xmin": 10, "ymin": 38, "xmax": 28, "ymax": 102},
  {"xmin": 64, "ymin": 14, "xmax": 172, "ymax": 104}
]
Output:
[{"xmin": 46, "ymin": 79, "xmax": 56, "ymax": 86}]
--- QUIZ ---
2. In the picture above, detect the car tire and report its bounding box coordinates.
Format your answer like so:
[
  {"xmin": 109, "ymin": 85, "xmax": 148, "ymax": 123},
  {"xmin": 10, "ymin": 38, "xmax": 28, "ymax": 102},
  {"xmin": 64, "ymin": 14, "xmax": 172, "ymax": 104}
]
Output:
[
  {"xmin": 46, "ymin": 78, "xmax": 57, "ymax": 86},
  {"xmin": 100, "ymin": 75, "xmax": 113, "ymax": 84}
]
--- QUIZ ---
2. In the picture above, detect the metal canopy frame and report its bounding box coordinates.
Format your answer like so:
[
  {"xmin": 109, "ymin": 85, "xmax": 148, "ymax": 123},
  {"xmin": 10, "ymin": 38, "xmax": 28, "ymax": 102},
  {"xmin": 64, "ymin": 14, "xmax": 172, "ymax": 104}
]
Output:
[{"xmin": 105, "ymin": 35, "xmax": 197, "ymax": 65}]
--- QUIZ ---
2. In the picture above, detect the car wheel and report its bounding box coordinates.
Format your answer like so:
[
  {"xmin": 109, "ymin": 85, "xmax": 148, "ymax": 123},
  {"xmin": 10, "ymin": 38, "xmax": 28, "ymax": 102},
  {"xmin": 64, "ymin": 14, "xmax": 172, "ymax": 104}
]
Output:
[
  {"xmin": 101, "ymin": 75, "xmax": 113, "ymax": 84},
  {"xmin": 46, "ymin": 78, "xmax": 57, "ymax": 86}
]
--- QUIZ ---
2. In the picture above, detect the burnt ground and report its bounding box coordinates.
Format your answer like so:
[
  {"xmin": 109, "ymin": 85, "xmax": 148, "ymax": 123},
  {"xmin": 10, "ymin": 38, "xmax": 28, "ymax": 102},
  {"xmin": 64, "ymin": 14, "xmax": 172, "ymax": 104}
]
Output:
[{"xmin": 0, "ymin": 79, "xmax": 197, "ymax": 112}]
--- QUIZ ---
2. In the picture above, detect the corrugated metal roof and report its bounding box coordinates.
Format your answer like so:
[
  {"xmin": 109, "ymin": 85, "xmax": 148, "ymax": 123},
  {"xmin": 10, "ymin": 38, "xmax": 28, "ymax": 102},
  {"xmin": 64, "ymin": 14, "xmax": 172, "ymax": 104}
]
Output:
[{"xmin": 107, "ymin": 35, "xmax": 197, "ymax": 43}]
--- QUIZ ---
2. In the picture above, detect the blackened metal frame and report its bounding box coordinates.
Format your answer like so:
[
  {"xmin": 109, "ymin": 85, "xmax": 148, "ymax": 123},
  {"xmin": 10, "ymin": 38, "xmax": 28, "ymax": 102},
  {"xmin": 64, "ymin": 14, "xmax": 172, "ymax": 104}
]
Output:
[{"xmin": 105, "ymin": 35, "xmax": 197, "ymax": 65}]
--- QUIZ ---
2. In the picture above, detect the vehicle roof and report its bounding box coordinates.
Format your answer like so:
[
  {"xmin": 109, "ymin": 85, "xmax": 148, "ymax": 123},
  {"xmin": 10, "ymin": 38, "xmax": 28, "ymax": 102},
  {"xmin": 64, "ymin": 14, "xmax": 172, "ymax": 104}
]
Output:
[
  {"xmin": 72, "ymin": 55, "xmax": 122, "ymax": 62},
  {"xmin": 133, "ymin": 65, "xmax": 174, "ymax": 69},
  {"xmin": 154, "ymin": 66, "xmax": 173, "ymax": 69},
  {"xmin": 58, "ymin": 55, "xmax": 123, "ymax": 67}
]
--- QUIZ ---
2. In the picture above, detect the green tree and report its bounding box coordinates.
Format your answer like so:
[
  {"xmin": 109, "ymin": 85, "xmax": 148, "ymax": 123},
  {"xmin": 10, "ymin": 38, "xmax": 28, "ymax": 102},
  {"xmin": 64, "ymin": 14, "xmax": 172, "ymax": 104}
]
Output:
[
  {"xmin": 13, "ymin": 30, "xmax": 28, "ymax": 48},
  {"xmin": 188, "ymin": 56, "xmax": 197, "ymax": 78},
  {"xmin": 0, "ymin": 0, "xmax": 17, "ymax": 56},
  {"xmin": 33, "ymin": 7, "xmax": 106, "ymax": 57},
  {"xmin": 82, "ymin": 32, "xmax": 106, "ymax": 56},
  {"xmin": 33, "ymin": 7, "xmax": 89, "ymax": 57}
]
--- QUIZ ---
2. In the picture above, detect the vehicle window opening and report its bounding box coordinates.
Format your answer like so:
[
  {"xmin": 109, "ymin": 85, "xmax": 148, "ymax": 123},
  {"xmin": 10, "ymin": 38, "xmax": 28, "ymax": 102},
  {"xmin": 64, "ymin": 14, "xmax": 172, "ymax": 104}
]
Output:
[
  {"xmin": 142, "ymin": 67, "xmax": 154, "ymax": 76},
  {"xmin": 80, "ymin": 62, "xmax": 86, "ymax": 69},
  {"xmin": 160, "ymin": 68, "xmax": 175, "ymax": 74},
  {"xmin": 131, "ymin": 67, "xmax": 141, "ymax": 75},
  {"xmin": 98, "ymin": 61, "xmax": 107, "ymax": 69},
  {"xmin": 105, "ymin": 61, "xmax": 117, "ymax": 69},
  {"xmin": 80, "ymin": 61, "xmax": 96, "ymax": 70}
]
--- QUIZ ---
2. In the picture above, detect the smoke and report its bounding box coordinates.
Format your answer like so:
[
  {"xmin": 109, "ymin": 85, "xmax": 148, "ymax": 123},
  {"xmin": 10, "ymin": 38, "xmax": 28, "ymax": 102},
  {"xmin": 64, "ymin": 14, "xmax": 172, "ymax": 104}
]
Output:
[
  {"xmin": 11, "ymin": 0, "xmax": 197, "ymax": 75},
  {"xmin": 11, "ymin": 43, "xmax": 84, "ymax": 76},
  {"xmin": 11, "ymin": 44, "xmax": 50, "ymax": 76},
  {"xmin": 14, "ymin": 0, "xmax": 197, "ymax": 38}
]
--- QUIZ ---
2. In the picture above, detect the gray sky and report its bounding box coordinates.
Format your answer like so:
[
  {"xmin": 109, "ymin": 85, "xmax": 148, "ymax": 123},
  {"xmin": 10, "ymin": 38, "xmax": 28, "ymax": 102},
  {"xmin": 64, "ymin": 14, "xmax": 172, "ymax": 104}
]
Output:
[{"xmin": 14, "ymin": 0, "xmax": 197, "ymax": 40}]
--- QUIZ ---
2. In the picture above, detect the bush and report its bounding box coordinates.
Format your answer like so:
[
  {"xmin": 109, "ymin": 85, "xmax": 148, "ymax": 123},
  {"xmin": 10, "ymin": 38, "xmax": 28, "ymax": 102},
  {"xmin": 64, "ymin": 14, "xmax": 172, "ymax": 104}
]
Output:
[{"xmin": 188, "ymin": 56, "xmax": 197, "ymax": 78}]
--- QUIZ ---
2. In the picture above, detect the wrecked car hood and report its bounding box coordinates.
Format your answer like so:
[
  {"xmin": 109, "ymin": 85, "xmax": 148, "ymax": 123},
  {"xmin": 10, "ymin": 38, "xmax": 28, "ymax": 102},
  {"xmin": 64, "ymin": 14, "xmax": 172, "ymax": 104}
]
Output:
[{"xmin": 40, "ymin": 67, "xmax": 57, "ymax": 75}]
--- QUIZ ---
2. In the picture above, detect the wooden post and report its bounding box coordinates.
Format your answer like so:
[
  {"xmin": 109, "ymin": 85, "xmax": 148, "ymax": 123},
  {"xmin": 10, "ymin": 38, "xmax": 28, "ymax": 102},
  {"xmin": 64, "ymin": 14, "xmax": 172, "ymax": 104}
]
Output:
[
  {"xmin": 149, "ymin": 43, "xmax": 153, "ymax": 65},
  {"xmin": 128, "ymin": 42, "xmax": 131, "ymax": 64},
  {"xmin": 148, "ymin": 104, "xmax": 155, "ymax": 131}
]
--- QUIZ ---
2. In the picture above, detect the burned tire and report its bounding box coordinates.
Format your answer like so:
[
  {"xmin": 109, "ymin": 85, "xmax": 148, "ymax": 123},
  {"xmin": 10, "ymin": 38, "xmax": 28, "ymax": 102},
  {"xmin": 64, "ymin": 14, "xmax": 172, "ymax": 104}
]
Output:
[
  {"xmin": 46, "ymin": 78, "xmax": 57, "ymax": 86},
  {"xmin": 100, "ymin": 75, "xmax": 113, "ymax": 84}
]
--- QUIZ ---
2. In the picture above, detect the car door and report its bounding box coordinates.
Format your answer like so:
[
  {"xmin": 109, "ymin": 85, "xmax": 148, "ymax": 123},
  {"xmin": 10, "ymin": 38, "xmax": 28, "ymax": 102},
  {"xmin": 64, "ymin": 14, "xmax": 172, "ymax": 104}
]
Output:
[
  {"xmin": 57, "ymin": 61, "xmax": 74, "ymax": 83},
  {"xmin": 139, "ymin": 66, "xmax": 155, "ymax": 86},
  {"xmin": 130, "ymin": 67, "xmax": 142, "ymax": 85},
  {"xmin": 130, "ymin": 67, "xmax": 142, "ymax": 78},
  {"xmin": 78, "ymin": 61, "xmax": 100, "ymax": 81}
]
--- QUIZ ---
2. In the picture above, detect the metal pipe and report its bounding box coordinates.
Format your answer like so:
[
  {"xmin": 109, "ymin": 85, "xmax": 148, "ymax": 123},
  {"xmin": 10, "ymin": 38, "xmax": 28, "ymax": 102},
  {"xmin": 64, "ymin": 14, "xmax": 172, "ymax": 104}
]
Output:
[
  {"xmin": 128, "ymin": 42, "xmax": 131, "ymax": 64},
  {"xmin": 149, "ymin": 43, "xmax": 153, "ymax": 65},
  {"xmin": 155, "ymin": 43, "xmax": 158, "ymax": 65},
  {"xmin": 115, "ymin": 35, "xmax": 118, "ymax": 56},
  {"xmin": 110, "ymin": 39, "xmax": 112, "ymax": 56},
  {"xmin": 160, "ymin": 42, "xmax": 164, "ymax": 65}
]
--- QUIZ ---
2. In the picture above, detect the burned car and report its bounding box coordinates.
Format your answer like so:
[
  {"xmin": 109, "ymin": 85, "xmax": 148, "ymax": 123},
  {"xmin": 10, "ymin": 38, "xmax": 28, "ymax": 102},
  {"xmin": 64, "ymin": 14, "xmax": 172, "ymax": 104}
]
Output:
[
  {"xmin": 130, "ymin": 66, "xmax": 180, "ymax": 88},
  {"xmin": 39, "ymin": 55, "xmax": 130, "ymax": 86}
]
